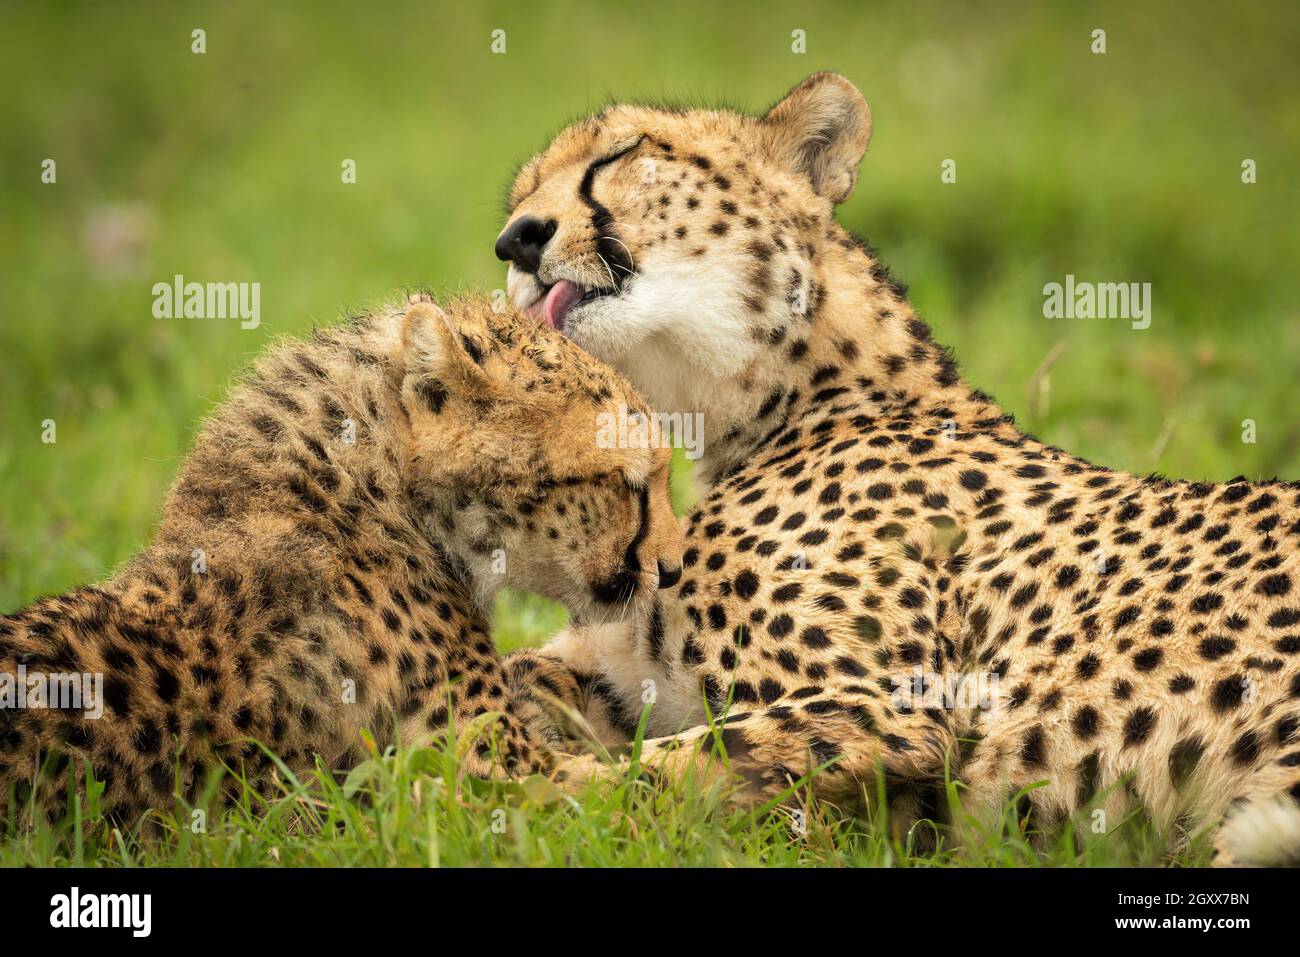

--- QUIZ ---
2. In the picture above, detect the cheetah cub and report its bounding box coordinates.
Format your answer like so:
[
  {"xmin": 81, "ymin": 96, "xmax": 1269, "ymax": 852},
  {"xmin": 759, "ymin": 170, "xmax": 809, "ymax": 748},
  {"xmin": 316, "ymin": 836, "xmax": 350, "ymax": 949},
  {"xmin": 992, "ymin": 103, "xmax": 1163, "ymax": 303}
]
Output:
[{"xmin": 0, "ymin": 294, "xmax": 681, "ymax": 823}]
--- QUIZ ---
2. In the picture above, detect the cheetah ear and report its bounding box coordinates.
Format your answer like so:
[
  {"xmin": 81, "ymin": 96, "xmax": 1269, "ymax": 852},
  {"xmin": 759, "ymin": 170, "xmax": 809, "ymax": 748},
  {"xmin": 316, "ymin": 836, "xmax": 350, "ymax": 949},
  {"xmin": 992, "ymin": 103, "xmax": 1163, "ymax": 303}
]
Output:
[
  {"xmin": 761, "ymin": 72, "xmax": 872, "ymax": 204},
  {"xmin": 400, "ymin": 299, "xmax": 492, "ymax": 397}
]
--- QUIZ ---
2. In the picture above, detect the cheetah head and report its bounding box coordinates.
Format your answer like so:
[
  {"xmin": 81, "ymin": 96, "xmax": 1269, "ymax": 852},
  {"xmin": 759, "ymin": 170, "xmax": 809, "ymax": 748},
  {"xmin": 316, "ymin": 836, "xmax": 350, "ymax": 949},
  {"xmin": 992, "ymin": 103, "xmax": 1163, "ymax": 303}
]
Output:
[
  {"xmin": 498, "ymin": 72, "xmax": 871, "ymax": 419},
  {"xmin": 397, "ymin": 299, "xmax": 682, "ymax": 623}
]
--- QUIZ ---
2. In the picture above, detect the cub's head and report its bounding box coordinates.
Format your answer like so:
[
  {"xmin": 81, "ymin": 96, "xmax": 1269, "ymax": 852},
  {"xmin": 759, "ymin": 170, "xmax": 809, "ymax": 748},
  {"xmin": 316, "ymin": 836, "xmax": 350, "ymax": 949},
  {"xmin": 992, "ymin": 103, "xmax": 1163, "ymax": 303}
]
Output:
[
  {"xmin": 396, "ymin": 298, "xmax": 681, "ymax": 624},
  {"xmin": 497, "ymin": 72, "xmax": 871, "ymax": 410}
]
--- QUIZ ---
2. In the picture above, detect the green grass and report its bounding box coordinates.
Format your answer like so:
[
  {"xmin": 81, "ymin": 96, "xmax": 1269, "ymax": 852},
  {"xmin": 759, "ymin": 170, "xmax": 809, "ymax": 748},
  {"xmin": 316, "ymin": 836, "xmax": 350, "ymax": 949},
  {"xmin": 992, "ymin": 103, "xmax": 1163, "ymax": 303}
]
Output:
[
  {"xmin": 1, "ymin": 0, "xmax": 1297, "ymax": 865},
  {"xmin": 1, "ymin": 721, "xmax": 1209, "ymax": 868}
]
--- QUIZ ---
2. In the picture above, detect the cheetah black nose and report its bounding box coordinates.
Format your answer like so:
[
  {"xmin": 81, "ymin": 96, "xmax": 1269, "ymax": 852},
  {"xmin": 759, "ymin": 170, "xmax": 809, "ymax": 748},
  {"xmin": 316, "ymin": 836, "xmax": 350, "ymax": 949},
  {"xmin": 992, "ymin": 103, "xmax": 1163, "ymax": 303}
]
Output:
[{"xmin": 495, "ymin": 216, "xmax": 556, "ymax": 275}]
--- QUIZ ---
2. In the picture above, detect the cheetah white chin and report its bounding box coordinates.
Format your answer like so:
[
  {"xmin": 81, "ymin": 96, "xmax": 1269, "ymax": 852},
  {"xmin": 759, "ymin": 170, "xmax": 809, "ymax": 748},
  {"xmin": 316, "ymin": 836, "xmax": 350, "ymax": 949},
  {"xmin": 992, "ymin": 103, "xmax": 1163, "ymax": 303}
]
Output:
[{"xmin": 563, "ymin": 258, "xmax": 760, "ymax": 416}]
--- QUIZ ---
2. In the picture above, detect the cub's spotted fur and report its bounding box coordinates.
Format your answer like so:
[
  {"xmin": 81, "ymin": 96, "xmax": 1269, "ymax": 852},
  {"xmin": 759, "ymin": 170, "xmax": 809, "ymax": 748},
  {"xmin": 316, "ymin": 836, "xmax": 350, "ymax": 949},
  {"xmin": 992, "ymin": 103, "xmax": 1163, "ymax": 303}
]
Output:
[
  {"xmin": 497, "ymin": 73, "xmax": 1300, "ymax": 865},
  {"xmin": 0, "ymin": 295, "xmax": 680, "ymax": 822}
]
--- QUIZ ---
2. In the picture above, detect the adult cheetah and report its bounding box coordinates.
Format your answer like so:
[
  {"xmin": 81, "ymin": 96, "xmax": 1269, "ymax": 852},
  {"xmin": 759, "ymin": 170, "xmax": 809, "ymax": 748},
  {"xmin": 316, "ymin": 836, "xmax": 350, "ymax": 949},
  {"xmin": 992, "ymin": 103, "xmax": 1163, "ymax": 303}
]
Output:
[
  {"xmin": 0, "ymin": 295, "xmax": 681, "ymax": 822},
  {"xmin": 494, "ymin": 73, "xmax": 1300, "ymax": 865}
]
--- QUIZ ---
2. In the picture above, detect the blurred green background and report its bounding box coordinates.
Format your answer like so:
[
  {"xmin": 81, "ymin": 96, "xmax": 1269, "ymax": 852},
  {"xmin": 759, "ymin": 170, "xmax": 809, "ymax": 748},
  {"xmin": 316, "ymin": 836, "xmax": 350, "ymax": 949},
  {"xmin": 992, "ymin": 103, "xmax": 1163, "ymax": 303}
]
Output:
[{"xmin": 2, "ymin": 0, "xmax": 1298, "ymax": 636}]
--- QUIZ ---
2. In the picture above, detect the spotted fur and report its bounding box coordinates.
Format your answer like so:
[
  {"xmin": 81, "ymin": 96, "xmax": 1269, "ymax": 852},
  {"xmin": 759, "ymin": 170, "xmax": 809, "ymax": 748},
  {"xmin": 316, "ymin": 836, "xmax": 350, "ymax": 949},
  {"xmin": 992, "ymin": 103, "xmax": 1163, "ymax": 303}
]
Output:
[
  {"xmin": 498, "ymin": 73, "xmax": 1300, "ymax": 865},
  {"xmin": 0, "ymin": 295, "xmax": 681, "ymax": 823}
]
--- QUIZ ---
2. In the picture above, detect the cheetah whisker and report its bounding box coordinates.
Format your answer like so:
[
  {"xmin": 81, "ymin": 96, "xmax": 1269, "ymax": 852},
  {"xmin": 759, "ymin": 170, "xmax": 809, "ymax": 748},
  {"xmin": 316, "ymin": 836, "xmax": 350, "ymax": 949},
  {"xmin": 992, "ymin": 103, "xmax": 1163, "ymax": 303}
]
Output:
[
  {"xmin": 594, "ymin": 252, "xmax": 620, "ymax": 291},
  {"xmin": 602, "ymin": 232, "xmax": 638, "ymax": 275}
]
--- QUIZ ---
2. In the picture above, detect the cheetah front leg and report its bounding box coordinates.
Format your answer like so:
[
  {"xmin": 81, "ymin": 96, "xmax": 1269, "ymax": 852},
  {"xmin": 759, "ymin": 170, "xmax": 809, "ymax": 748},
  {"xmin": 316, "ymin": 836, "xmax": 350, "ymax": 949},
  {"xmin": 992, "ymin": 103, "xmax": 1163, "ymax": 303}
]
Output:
[
  {"xmin": 527, "ymin": 622, "xmax": 647, "ymax": 752},
  {"xmin": 499, "ymin": 647, "xmax": 589, "ymax": 750},
  {"xmin": 391, "ymin": 628, "xmax": 629, "ymax": 784},
  {"xmin": 385, "ymin": 642, "xmax": 585, "ymax": 781},
  {"xmin": 480, "ymin": 622, "xmax": 650, "ymax": 759},
  {"xmin": 549, "ymin": 685, "xmax": 953, "ymax": 809}
]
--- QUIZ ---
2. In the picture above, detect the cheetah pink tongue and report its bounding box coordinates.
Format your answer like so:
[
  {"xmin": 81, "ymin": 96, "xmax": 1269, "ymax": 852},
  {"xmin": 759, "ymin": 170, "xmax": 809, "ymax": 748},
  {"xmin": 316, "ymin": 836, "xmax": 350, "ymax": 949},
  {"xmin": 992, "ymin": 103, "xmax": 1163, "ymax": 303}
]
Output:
[{"xmin": 543, "ymin": 280, "xmax": 584, "ymax": 331}]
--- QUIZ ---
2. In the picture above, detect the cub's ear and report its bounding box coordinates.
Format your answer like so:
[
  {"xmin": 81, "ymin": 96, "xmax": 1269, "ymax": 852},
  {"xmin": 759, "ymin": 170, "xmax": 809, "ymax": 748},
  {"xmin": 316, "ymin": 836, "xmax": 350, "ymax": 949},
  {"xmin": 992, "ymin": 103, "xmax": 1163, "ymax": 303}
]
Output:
[
  {"xmin": 401, "ymin": 299, "xmax": 491, "ymax": 398},
  {"xmin": 761, "ymin": 72, "xmax": 872, "ymax": 204}
]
